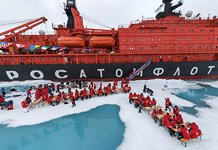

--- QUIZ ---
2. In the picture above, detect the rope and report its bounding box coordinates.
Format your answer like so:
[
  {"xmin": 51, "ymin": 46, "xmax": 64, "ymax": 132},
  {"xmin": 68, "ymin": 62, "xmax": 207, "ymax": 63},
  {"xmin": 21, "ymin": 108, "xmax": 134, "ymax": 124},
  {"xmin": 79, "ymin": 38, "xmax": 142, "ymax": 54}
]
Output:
[
  {"xmin": 0, "ymin": 19, "xmax": 34, "ymax": 27},
  {"xmin": 81, "ymin": 12, "xmax": 112, "ymax": 29}
]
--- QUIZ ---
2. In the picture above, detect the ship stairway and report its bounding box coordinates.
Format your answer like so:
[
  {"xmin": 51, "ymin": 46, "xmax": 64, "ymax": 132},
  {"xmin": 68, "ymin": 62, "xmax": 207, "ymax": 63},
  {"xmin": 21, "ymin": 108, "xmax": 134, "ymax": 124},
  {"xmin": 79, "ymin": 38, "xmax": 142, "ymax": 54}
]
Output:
[{"xmin": 126, "ymin": 59, "xmax": 152, "ymax": 82}]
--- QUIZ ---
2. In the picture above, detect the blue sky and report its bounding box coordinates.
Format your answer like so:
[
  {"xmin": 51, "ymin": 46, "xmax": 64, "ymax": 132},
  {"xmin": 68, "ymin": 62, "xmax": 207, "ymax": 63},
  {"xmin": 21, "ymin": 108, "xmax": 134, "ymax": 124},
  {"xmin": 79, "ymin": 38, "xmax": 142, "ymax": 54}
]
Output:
[{"xmin": 0, "ymin": 0, "xmax": 217, "ymax": 33}]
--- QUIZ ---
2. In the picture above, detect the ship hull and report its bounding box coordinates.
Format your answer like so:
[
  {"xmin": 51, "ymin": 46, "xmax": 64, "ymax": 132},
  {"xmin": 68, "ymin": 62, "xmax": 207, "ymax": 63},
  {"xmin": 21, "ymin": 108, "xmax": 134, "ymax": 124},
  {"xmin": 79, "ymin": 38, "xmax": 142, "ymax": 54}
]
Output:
[{"xmin": 0, "ymin": 61, "xmax": 217, "ymax": 81}]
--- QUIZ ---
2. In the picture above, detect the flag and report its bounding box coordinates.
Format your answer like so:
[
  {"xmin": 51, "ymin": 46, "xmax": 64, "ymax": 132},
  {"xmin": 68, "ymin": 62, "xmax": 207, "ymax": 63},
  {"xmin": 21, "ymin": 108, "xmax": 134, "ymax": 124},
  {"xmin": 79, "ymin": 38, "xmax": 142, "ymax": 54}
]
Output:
[
  {"xmin": 127, "ymin": 59, "xmax": 152, "ymax": 81},
  {"xmin": 0, "ymin": 42, "xmax": 13, "ymax": 48},
  {"xmin": 29, "ymin": 44, "xmax": 40, "ymax": 51},
  {"xmin": 15, "ymin": 44, "xmax": 26, "ymax": 48},
  {"xmin": 51, "ymin": 46, "xmax": 60, "ymax": 51},
  {"xmin": 41, "ymin": 46, "xmax": 50, "ymax": 50}
]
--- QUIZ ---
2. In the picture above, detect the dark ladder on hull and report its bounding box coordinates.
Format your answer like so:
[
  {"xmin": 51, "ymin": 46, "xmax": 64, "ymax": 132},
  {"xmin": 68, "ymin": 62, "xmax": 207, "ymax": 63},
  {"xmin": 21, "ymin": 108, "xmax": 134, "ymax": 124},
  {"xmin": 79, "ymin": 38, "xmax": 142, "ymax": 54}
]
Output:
[{"xmin": 126, "ymin": 59, "xmax": 152, "ymax": 82}]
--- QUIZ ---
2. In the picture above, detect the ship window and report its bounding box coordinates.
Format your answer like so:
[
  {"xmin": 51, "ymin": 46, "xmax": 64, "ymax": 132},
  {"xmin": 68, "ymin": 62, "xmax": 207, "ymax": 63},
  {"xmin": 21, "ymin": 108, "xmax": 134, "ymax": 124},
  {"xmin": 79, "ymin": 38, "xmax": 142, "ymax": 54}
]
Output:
[
  {"xmin": 217, "ymin": 37, "xmax": 218, "ymax": 40},
  {"xmin": 130, "ymin": 39, "xmax": 133, "ymax": 42},
  {"xmin": 150, "ymin": 30, "xmax": 154, "ymax": 32},
  {"xmin": 190, "ymin": 29, "xmax": 194, "ymax": 32},
  {"xmin": 179, "ymin": 38, "xmax": 183, "ymax": 40},
  {"xmin": 209, "ymin": 29, "xmax": 213, "ymax": 32},
  {"xmin": 140, "ymin": 38, "xmax": 144, "ymax": 42},
  {"xmin": 170, "ymin": 30, "xmax": 174, "ymax": 32},
  {"xmin": 216, "ymin": 46, "xmax": 218, "ymax": 49},
  {"xmin": 200, "ymin": 29, "xmax": 204, "ymax": 32},
  {"xmin": 188, "ymin": 38, "xmax": 192, "ymax": 41},
  {"xmin": 158, "ymin": 38, "xmax": 163, "ymax": 41},
  {"xmin": 141, "ymin": 30, "xmax": 144, "ymax": 33},
  {"xmin": 160, "ymin": 30, "xmax": 164, "ymax": 32},
  {"xmin": 123, "ymin": 39, "xmax": 125, "ymax": 42}
]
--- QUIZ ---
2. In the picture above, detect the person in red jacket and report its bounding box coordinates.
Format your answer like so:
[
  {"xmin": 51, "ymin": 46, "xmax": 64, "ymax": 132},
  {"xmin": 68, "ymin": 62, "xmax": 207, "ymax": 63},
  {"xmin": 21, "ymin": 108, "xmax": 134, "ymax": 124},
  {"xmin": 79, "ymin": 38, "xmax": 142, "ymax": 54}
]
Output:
[
  {"xmin": 61, "ymin": 91, "xmax": 67, "ymax": 101},
  {"xmin": 158, "ymin": 108, "xmax": 163, "ymax": 115},
  {"xmin": 165, "ymin": 98, "xmax": 172, "ymax": 111},
  {"xmin": 75, "ymin": 90, "xmax": 79, "ymax": 100},
  {"xmin": 173, "ymin": 105, "xmax": 180, "ymax": 115},
  {"xmin": 189, "ymin": 122, "xmax": 202, "ymax": 138},
  {"xmin": 151, "ymin": 109, "xmax": 158, "ymax": 122},
  {"xmin": 0, "ymin": 94, "xmax": 5, "ymax": 109},
  {"xmin": 0, "ymin": 94, "xmax": 5, "ymax": 103},
  {"xmin": 83, "ymin": 88, "xmax": 88, "ymax": 99},
  {"xmin": 151, "ymin": 98, "xmax": 157, "ymax": 106},
  {"xmin": 178, "ymin": 125, "xmax": 191, "ymax": 140},
  {"xmin": 161, "ymin": 113, "xmax": 172, "ymax": 126},
  {"xmin": 26, "ymin": 88, "xmax": 31, "ymax": 97},
  {"xmin": 35, "ymin": 88, "xmax": 40, "ymax": 100},
  {"xmin": 98, "ymin": 88, "xmax": 103, "ymax": 96},
  {"xmin": 21, "ymin": 100, "xmax": 29, "ymax": 113},
  {"xmin": 47, "ymin": 95, "xmax": 53, "ymax": 105},
  {"xmin": 89, "ymin": 88, "xmax": 94, "ymax": 98},
  {"xmin": 175, "ymin": 114, "xmax": 184, "ymax": 124},
  {"xmin": 57, "ymin": 94, "xmax": 61, "ymax": 104},
  {"xmin": 129, "ymin": 92, "xmax": 133, "ymax": 104}
]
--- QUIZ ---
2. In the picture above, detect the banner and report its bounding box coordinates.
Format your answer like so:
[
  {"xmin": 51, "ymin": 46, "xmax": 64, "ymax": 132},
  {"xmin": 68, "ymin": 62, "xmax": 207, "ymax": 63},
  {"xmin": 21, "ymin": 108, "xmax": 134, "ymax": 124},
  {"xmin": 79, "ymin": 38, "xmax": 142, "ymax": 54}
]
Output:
[
  {"xmin": 127, "ymin": 59, "xmax": 152, "ymax": 81},
  {"xmin": 0, "ymin": 42, "xmax": 13, "ymax": 48}
]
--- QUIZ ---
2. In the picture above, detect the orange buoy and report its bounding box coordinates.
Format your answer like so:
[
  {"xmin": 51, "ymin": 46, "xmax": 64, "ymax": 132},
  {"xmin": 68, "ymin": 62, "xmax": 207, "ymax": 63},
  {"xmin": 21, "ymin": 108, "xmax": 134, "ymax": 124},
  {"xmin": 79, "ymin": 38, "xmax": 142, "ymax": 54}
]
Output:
[
  {"xmin": 89, "ymin": 36, "xmax": 115, "ymax": 48},
  {"xmin": 57, "ymin": 37, "xmax": 84, "ymax": 47}
]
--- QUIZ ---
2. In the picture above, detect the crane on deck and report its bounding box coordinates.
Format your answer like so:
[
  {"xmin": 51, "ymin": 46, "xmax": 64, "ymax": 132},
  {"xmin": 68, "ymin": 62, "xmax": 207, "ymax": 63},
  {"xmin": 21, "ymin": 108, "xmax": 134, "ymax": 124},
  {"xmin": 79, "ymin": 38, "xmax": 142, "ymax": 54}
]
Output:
[{"xmin": 0, "ymin": 17, "xmax": 47, "ymax": 42}]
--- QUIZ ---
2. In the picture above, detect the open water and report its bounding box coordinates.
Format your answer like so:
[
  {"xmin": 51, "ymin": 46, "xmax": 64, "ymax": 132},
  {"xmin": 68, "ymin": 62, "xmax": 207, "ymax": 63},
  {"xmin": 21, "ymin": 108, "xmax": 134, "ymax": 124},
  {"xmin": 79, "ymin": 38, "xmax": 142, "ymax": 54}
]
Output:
[
  {"xmin": 174, "ymin": 84, "xmax": 218, "ymax": 116},
  {"xmin": 0, "ymin": 105, "xmax": 125, "ymax": 150}
]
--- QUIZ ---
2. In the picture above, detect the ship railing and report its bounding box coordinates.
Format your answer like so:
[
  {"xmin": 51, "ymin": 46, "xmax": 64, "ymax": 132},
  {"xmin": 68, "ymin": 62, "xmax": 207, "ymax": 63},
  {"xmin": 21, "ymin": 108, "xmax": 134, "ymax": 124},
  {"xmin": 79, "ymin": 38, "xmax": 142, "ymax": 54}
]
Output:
[
  {"xmin": 52, "ymin": 24, "xmax": 66, "ymax": 28},
  {"xmin": 20, "ymin": 31, "xmax": 55, "ymax": 35},
  {"xmin": 0, "ymin": 52, "xmax": 217, "ymax": 65},
  {"xmin": 185, "ymin": 17, "xmax": 212, "ymax": 20},
  {"xmin": 119, "ymin": 17, "xmax": 156, "ymax": 28}
]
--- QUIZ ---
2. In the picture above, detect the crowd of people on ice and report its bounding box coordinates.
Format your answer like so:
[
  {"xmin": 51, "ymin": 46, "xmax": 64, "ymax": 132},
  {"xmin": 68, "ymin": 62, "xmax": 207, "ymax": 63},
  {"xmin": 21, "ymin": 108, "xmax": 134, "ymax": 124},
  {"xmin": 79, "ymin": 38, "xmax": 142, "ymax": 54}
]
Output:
[
  {"xmin": 128, "ymin": 84, "xmax": 202, "ymax": 146},
  {"xmin": 20, "ymin": 80, "xmax": 131, "ymax": 113},
  {"xmin": 0, "ymin": 80, "xmax": 203, "ymax": 146}
]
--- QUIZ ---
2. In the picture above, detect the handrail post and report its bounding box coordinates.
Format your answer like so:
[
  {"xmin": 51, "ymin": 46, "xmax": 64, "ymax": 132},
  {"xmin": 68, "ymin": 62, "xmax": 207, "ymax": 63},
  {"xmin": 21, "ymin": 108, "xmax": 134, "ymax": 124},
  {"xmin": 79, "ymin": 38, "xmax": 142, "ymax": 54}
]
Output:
[
  {"xmin": 95, "ymin": 55, "xmax": 98, "ymax": 63},
  {"xmin": 76, "ymin": 55, "xmax": 79, "ymax": 64},
  {"xmin": 108, "ymin": 54, "xmax": 111, "ymax": 63}
]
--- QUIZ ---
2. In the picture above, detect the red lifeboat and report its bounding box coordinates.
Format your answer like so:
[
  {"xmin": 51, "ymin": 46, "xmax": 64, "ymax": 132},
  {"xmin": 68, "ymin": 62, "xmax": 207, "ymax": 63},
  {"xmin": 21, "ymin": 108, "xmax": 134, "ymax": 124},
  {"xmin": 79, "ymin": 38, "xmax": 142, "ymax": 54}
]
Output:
[
  {"xmin": 89, "ymin": 36, "xmax": 115, "ymax": 48},
  {"xmin": 57, "ymin": 37, "xmax": 84, "ymax": 47}
]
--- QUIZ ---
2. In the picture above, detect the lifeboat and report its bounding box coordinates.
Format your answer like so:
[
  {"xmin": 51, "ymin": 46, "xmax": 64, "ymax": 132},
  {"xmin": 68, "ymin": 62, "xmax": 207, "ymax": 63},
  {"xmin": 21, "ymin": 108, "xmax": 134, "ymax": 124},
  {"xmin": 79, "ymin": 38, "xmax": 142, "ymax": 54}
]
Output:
[
  {"xmin": 57, "ymin": 37, "xmax": 84, "ymax": 47},
  {"xmin": 89, "ymin": 37, "xmax": 115, "ymax": 48}
]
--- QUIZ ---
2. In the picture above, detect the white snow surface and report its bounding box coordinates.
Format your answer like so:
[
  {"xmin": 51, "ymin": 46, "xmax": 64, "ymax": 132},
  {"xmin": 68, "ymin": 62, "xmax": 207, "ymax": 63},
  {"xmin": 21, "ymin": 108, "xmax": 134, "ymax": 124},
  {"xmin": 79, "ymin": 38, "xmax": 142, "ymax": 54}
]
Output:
[{"xmin": 0, "ymin": 79, "xmax": 218, "ymax": 150}]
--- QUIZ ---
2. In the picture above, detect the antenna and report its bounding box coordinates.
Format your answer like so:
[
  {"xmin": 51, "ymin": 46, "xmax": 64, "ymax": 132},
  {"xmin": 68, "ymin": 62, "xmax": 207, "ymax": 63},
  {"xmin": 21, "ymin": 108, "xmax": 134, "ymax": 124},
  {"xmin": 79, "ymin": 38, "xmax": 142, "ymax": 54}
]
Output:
[{"xmin": 155, "ymin": 3, "xmax": 165, "ymax": 13}]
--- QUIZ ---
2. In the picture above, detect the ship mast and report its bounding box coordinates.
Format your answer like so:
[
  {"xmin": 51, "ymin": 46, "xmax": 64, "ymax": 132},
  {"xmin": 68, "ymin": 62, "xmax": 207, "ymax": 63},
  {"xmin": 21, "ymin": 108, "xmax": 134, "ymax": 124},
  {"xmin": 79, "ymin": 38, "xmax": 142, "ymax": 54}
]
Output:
[{"xmin": 155, "ymin": 0, "xmax": 183, "ymax": 19}]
